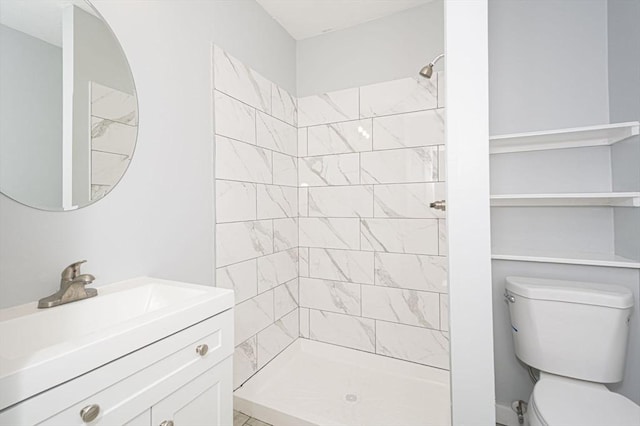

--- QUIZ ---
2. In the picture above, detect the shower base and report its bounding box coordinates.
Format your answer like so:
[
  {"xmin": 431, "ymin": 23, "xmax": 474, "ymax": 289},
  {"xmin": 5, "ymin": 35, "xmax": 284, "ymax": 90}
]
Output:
[{"xmin": 234, "ymin": 339, "xmax": 451, "ymax": 426}]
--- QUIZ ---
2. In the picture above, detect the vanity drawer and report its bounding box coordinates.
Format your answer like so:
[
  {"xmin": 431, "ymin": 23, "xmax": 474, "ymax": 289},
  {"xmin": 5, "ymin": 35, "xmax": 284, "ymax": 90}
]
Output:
[{"xmin": 0, "ymin": 309, "xmax": 233, "ymax": 426}]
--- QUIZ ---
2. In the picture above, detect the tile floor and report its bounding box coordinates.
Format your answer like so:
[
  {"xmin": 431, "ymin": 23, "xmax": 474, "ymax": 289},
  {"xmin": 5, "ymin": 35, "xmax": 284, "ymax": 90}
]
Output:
[{"xmin": 234, "ymin": 410, "xmax": 272, "ymax": 426}]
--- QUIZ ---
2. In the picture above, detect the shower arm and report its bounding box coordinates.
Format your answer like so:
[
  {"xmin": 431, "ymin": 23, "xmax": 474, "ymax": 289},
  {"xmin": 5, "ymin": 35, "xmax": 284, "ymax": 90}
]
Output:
[{"xmin": 429, "ymin": 53, "xmax": 445, "ymax": 67}]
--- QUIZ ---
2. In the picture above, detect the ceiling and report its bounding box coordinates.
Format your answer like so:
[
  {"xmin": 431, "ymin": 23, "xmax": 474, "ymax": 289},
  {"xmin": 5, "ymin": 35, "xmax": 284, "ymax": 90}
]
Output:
[
  {"xmin": 0, "ymin": 0, "xmax": 97, "ymax": 47},
  {"xmin": 256, "ymin": 0, "xmax": 433, "ymax": 40}
]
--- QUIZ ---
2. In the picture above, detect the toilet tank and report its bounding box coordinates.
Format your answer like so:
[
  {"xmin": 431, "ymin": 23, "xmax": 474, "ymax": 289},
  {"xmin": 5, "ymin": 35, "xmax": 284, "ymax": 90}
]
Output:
[{"xmin": 505, "ymin": 276, "xmax": 634, "ymax": 383}]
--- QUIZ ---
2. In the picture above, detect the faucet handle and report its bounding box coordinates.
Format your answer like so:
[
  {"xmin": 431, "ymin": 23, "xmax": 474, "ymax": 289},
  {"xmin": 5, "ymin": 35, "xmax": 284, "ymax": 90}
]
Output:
[{"xmin": 61, "ymin": 260, "xmax": 87, "ymax": 280}]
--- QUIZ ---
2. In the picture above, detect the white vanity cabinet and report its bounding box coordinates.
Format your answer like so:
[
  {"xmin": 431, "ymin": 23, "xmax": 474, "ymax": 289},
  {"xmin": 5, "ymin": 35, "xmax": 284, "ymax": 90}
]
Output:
[{"xmin": 0, "ymin": 308, "xmax": 234, "ymax": 426}]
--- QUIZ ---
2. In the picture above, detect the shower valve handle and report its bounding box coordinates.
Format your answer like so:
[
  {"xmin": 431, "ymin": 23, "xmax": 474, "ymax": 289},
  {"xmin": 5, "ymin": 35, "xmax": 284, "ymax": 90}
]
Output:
[{"xmin": 430, "ymin": 200, "xmax": 446, "ymax": 211}]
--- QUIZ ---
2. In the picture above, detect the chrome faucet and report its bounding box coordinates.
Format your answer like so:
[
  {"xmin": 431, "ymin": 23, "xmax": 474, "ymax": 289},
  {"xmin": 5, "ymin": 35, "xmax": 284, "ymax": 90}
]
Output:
[{"xmin": 38, "ymin": 260, "xmax": 97, "ymax": 308}]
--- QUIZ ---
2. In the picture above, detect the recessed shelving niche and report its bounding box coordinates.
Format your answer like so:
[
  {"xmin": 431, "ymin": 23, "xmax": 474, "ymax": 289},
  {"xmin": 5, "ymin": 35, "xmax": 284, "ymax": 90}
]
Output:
[{"xmin": 489, "ymin": 121, "xmax": 640, "ymax": 269}]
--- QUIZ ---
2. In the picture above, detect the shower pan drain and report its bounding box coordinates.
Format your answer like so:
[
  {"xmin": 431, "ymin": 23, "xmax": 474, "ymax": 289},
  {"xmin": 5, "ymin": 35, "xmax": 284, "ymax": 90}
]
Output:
[{"xmin": 345, "ymin": 393, "xmax": 358, "ymax": 402}]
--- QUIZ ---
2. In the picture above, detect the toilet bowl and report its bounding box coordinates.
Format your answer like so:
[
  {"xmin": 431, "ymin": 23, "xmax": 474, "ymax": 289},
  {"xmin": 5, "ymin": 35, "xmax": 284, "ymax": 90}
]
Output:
[
  {"xmin": 504, "ymin": 276, "xmax": 640, "ymax": 426},
  {"xmin": 527, "ymin": 374, "xmax": 640, "ymax": 426}
]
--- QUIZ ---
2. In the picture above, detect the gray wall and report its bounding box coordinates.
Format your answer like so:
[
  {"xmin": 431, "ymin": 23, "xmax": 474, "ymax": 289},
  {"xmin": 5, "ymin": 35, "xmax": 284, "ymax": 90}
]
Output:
[
  {"xmin": 489, "ymin": 0, "xmax": 640, "ymax": 408},
  {"xmin": 0, "ymin": 0, "xmax": 296, "ymax": 308},
  {"xmin": 608, "ymin": 0, "xmax": 640, "ymax": 404},
  {"xmin": 296, "ymin": 1, "xmax": 443, "ymax": 96},
  {"xmin": 0, "ymin": 24, "xmax": 62, "ymax": 209},
  {"xmin": 489, "ymin": 0, "xmax": 609, "ymax": 135},
  {"xmin": 609, "ymin": 0, "xmax": 640, "ymax": 262}
]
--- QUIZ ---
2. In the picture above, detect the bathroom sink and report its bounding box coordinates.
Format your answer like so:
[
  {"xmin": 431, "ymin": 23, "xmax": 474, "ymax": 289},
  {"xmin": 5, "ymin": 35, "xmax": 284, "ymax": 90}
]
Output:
[{"xmin": 0, "ymin": 277, "xmax": 233, "ymax": 410}]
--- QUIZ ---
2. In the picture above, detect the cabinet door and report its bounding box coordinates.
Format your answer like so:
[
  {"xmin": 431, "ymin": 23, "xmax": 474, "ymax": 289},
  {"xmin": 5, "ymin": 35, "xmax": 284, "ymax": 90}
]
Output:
[{"xmin": 151, "ymin": 357, "xmax": 232, "ymax": 426}]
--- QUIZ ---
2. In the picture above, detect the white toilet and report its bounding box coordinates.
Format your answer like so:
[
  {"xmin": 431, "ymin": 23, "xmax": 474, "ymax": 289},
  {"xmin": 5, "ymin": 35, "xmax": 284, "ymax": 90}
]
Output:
[{"xmin": 505, "ymin": 276, "xmax": 640, "ymax": 426}]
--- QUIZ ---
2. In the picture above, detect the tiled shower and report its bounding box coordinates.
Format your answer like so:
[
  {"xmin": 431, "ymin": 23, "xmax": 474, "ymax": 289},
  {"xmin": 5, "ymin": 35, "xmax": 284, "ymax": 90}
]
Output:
[{"xmin": 213, "ymin": 45, "xmax": 448, "ymax": 389}]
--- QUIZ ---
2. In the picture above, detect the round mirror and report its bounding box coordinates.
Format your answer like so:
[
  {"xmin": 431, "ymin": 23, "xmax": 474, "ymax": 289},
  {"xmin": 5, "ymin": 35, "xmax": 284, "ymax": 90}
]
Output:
[{"xmin": 0, "ymin": 0, "xmax": 138, "ymax": 211}]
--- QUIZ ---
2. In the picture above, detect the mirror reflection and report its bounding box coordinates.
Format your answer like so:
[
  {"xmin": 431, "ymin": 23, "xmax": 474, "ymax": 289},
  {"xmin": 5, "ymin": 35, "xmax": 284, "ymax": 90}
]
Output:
[{"xmin": 0, "ymin": 0, "xmax": 138, "ymax": 211}]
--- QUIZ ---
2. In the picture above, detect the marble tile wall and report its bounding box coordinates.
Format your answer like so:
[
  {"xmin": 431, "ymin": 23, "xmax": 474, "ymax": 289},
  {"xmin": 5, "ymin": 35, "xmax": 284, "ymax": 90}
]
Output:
[
  {"xmin": 297, "ymin": 73, "xmax": 449, "ymax": 370},
  {"xmin": 213, "ymin": 46, "xmax": 299, "ymax": 389},
  {"xmin": 90, "ymin": 82, "xmax": 138, "ymax": 199},
  {"xmin": 213, "ymin": 43, "xmax": 449, "ymax": 383}
]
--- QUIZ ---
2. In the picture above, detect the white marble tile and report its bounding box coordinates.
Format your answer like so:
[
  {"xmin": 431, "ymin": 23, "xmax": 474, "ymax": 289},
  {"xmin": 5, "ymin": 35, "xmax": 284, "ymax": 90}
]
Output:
[
  {"xmin": 359, "ymin": 77, "xmax": 437, "ymax": 118},
  {"xmin": 257, "ymin": 309, "xmax": 298, "ymax": 368},
  {"xmin": 308, "ymin": 185, "xmax": 373, "ymax": 218},
  {"xmin": 374, "ymin": 252, "xmax": 448, "ymax": 293},
  {"xmin": 438, "ymin": 219, "xmax": 448, "ymax": 255},
  {"xmin": 215, "ymin": 136, "xmax": 272, "ymax": 184},
  {"xmin": 216, "ymin": 220, "xmax": 273, "ymax": 267},
  {"xmin": 257, "ymin": 184, "xmax": 297, "ymax": 219},
  {"xmin": 299, "ymin": 217, "xmax": 360, "ymax": 250},
  {"xmin": 91, "ymin": 184, "xmax": 111, "ymax": 201},
  {"xmin": 361, "ymin": 286, "xmax": 439, "ymax": 329},
  {"xmin": 275, "ymin": 278, "xmax": 299, "ymax": 319},
  {"xmin": 307, "ymin": 119, "xmax": 373, "ymax": 156},
  {"xmin": 361, "ymin": 147, "xmax": 438, "ymax": 184},
  {"xmin": 91, "ymin": 151, "xmax": 129, "ymax": 186},
  {"xmin": 273, "ymin": 218, "xmax": 298, "ymax": 252},
  {"xmin": 90, "ymin": 82, "xmax": 137, "ymax": 125},
  {"xmin": 273, "ymin": 153, "xmax": 297, "ymax": 186},
  {"xmin": 440, "ymin": 294, "xmax": 449, "ymax": 332},
  {"xmin": 216, "ymin": 259, "xmax": 257, "ymax": 304},
  {"xmin": 257, "ymin": 248, "xmax": 298, "ymax": 293},
  {"xmin": 216, "ymin": 180, "xmax": 257, "ymax": 223},
  {"xmin": 373, "ymin": 183, "xmax": 445, "ymax": 219},
  {"xmin": 299, "ymin": 247, "xmax": 310, "ymax": 277},
  {"xmin": 299, "ymin": 153, "xmax": 359, "ymax": 187},
  {"xmin": 235, "ymin": 291, "xmax": 274, "ymax": 345},
  {"xmin": 91, "ymin": 117, "xmax": 137, "ymax": 157},
  {"xmin": 309, "ymin": 248, "xmax": 374, "ymax": 284},
  {"xmin": 299, "ymin": 277, "xmax": 361, "ymax": 315},
  {"xmin": 375, "ymin": 321, "xmax": 449, "ymax": 369},
  {"xmin": 372, "ymin": 109, "xmax": 444, "ymax": 150},
  {"xmin": 214, "ymin": 90, "xmax": 256, "ymax": 144},
  {"xmin": 213, "ymin": 45, "xmax": 271, "ymax": 114},
  {"xmin": 437, "ymin": 72, "xmax": 445, "ymax": 108},
  {"xmin": 309, "ymin": 310, "xmax": 375, "ymax": 352},
  {"xmin": 233, "ymin": 336, "xmax": 257, "ymax": 389},
  {"xmin": 256, "ymin": 111, "xmax": 297, "ymax": 156},
  {"xmin": 298, "ymin": 87, "xmax": 359, "ymax": 127},
  {"xmin": 299, "ymin": 307, "xmax": 310, "ymax": 338},
  {"xmin": 298, "ymin": 187, "xmax": 309, "ymax": 217},
  {"xmin": 272, "ymin": 84, "xmax": 297, "ymax": 126},
  {"xmin": 298, "ymin": 128, "xmax": 308, "ymax": 157},
  {"xmin": 438, "ymin": 145, "xmax": 446, "ymax": 182},
  {"xmin": 361, "ymin": 219, "xmax": 439, "ymax": 255}
]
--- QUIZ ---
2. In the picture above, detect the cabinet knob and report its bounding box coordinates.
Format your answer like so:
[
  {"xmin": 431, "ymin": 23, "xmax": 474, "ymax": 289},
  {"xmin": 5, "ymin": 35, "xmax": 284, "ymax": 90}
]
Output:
[
  {"xmin": 196, "ymin": 344, "xmax": 208, "ymax": 356},
  {"xmin": 160, "ymin": 421, "xmax": 174, "ymax": 426},
  {"xmin": 80, "ymin": 404, "xmax": 100, "ymax": 423}
]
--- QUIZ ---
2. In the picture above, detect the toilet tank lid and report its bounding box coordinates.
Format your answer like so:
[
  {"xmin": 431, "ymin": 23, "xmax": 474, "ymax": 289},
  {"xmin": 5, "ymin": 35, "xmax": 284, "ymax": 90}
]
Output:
[{"xmin": 505, "ymin": 276, "xmax": 633, "ymax": 309}]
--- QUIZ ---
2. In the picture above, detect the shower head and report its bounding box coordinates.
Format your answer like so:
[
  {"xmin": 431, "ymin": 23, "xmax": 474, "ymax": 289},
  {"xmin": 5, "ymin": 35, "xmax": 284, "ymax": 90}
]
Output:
[
  {"xmin": 419, "ymin": 53, "xmax": 444, "ymax": 79},
  {"xmin": 419, "ymin": 64, "xmax": 434, "ymax": 79}
]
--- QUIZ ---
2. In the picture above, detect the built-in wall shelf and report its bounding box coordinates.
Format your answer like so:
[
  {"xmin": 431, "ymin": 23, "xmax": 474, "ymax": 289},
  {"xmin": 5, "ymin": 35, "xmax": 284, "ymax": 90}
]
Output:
[
  {"xmin": 490, "ymin": 192, "xmax": 640, "ymax": 207},
  {"xmin": 492, "ymin": 249, "xmax": 640, "ymax": 269},
  {"xmin": 489, "ymin": 121, "xmax": 639, "ymax": 154}
]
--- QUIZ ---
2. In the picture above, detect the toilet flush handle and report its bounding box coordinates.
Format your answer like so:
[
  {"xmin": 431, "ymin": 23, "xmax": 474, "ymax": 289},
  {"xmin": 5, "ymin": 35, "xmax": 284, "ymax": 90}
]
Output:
[{"xmin": 504, "ymin": 292, "xmax": 515, "ymax": 303}]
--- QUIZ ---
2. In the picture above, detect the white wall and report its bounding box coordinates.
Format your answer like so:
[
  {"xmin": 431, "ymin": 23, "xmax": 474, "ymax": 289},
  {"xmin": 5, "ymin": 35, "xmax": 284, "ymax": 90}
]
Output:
[
  {"xmin": 0, "ymin": 0, "xmax": 296, "ymax": 309},
  {"xmin": 296, "ymin": 1, "xmax": 443, "ymax": 96},
  {"xmin": 489, "ymin": 0, "xmax": 609, "ymax": 135},
  {"xmin": 0, "ymin": 24, "xmax": 62, "ymax": 210}
]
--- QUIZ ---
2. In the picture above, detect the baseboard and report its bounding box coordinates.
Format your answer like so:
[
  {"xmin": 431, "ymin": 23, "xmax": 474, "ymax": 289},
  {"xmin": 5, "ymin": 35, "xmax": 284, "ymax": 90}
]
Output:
[{"xmin": 496, "ymin": 403, "xmax": 529, "ymax": 426}]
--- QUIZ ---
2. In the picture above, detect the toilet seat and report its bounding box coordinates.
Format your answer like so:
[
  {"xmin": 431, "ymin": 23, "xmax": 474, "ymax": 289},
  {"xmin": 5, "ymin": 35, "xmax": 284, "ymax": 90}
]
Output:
[{"xmin": 530, "ymin": 377, "xmax": 640, "ymax": 426}]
